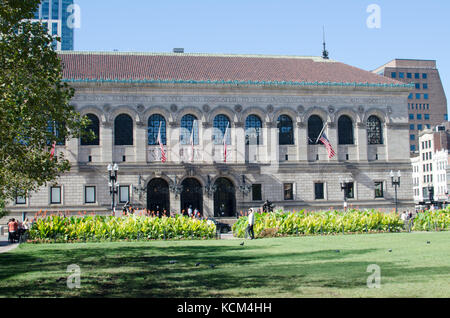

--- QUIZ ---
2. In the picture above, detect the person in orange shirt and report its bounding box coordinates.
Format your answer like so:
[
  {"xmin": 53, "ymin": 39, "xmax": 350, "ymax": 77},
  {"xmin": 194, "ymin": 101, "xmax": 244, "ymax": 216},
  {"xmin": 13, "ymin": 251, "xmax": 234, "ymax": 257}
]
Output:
[{"xmin": 8, "ymin": 218, "xmax": 18, "ymax": 243}]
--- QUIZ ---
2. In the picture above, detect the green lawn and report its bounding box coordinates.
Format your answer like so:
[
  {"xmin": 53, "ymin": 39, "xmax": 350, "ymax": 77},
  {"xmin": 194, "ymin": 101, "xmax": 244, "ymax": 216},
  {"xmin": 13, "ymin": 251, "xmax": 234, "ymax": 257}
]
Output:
[{"xmin": 0, "ymin": 231, "xmax": 449, "ymax": 298}]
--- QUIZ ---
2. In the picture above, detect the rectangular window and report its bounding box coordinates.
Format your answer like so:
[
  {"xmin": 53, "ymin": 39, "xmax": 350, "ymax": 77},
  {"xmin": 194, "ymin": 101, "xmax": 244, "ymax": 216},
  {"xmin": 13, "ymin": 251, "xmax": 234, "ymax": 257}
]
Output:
[
  {"xmin": 423, "ymin": 73, "xmax": 427, "ymax": 79},
  {"xmin": 391, "ymin": 72, "xmax": 397, "ymax": 78},
  {"xmin": 314, "ymin": 183, "xmax": 324, "ymax": 200},
  {"xmin": 408, "ymin": 93, "xmax": 413, "ymax": 100},
  {"xmin": 417, "ymin": 114, "xmax": 422, "ymax": 120},
  {"xmin": 50, "ymin": 186, "xmax": 61, "ymax": 204},
  {"xmin": 409, "ymin": 114, "xmax": 414, "ymax": 120},
  {"xmin": 347, "ymin": 183, "xmax": 355, "ymax": 199},
  {"xmin": 410, "ymin": 145, "xmax": 416, "ymax": 152},
  {"xmin": 445, "ymin": 114, "xmax": 449, "ymax": 121},
  {"xmin": 283, "ymin": 183, "xmax": 294, "ymax": 200},
  {"xmin": 410, "ymin": 124, "xmax": 414, "ymax": 130},
  {"xmin": 410, "ymin": 134, "xmax": 415, "ymax": 141},
  {"xmin": 416, "ymin": 93, "xmax": 421, "ymax": 99},
  {"xmin": 374, "ymin": 182, "xmax": 384, "ymax": 198},
  {"xmin": 15, "ymin": 196, "xmax": 26, "ymax": 205},
  {"xmin": 424, "ymin": 114, "xmax": 430, "ymax": 120},
  {"xmin": 399, "ymin": 72, "xmax": 404, "ymax": 78},
  {"xmin": 417, "ymin": 124, "xmax": 423, "ymax": 131},
  {"xmin": 415, "ymin": 73, "xmax": 420, "ymax": 79},
  {"xmin": 119, "ymin": 185, "xmax": 130, "ymax": 203},
  {"xmin": 424, "ymin": 94, "xmax": 429, "ymax": 100},
  {"xmin": 423, "ymin": 83, "xmax": 428, "ymax": 89},
  {"xmin": 85, "ymin": 186, "xmax": 96, "ymax": 204},
  {"xmin": 426, "ymin": 124, "xmax": 430, "ymax": 129},
  {"xmin": 407, "ymin": 73, "xmax": 412, "ymax": 79},
  {"xmin": 415, "ymin": 83, "xmax": 420, "ymax": 89},
  {"xmin": 252, "ymin": 184, "xmax": 262, "ymax": 201}
]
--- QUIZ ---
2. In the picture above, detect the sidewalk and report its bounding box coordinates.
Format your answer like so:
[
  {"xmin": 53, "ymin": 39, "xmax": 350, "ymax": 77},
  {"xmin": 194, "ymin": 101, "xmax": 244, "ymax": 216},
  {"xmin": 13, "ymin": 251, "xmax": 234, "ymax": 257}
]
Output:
[{"xmin": 0, "ymin": 238, "xmax": 19, "ymax": 254}]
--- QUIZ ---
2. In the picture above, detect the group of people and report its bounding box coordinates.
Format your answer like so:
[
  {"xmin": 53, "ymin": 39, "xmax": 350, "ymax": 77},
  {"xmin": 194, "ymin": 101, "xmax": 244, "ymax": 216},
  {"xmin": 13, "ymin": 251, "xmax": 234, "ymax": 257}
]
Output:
[
  {"xmin": 400, "ymin": 210, "xmax": 416, "ymax": 231},
  {"xmin": 184, "ymin": 206, "xmax": 202, "ymax": 219},
  {"xmin": 7, "ymin": 218, "xmax": 30, "ymax": 243}
]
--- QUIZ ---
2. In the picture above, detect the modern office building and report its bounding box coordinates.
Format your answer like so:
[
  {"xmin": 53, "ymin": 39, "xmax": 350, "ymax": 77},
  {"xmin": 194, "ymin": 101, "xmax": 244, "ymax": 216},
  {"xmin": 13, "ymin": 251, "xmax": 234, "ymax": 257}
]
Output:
[
  {"xmin": 372, "ymin": 59, "xmax": 448, "ymax": 154},
  {"xmin": 411, "ymin": 123, "xmax": 450, "ymax": 206},
  {"xmin": 32, "ymin": 0, "xmax": 74, "ymax": 51},
  {"xmin": 5, "ymin": 52, "xmax": 415, "ymax": 218}
]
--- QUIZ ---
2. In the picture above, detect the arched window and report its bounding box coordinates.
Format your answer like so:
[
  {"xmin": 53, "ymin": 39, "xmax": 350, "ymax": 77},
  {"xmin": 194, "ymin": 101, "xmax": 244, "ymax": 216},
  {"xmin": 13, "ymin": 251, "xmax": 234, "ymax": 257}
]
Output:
[
  {"xmin": 278, "ymin": 115, "xmax": 294, "ymax": 145},
  {"xmin": 114, "ymin": 114, "xmax": 133, "ymax": 146},
  {"xmin": 308, "ymin": 115, "xmax": 324, "ymax": 145},
  {"xmin": 245, "ymin": 115, "xmax": 262, "ymax": 145},
  {"xmin": 180, "ymin": 114, "xmax": 199, "ymax": 145},
  {"xmin": 213, "ymin": 114, "xmax": 231, "ymax": 145},
  {"xmin": 367, "ymin": 115, "xmax": 383, "ymax": 145},
  {"xmin": 81, "ymin": 113, "xmax": 100, "ymax": 146},
  {"xmin": 338, "ymin": 115, "xmax": 354, "ymax": 145},
  {"xmin": 148, "ymin": 114, "xmax": 166, "ymax": 145}
]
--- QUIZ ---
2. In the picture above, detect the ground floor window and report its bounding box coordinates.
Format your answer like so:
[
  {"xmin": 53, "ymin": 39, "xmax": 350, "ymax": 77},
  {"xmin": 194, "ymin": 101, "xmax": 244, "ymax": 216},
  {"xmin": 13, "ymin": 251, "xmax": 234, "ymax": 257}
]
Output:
[
  {"xmin": 15, "ymin": 196, "xmax": 26, "ymax": 205},
  {"xmin": 119, "ymin": 185, "xmax": 130, "ymax": 203},
  {"xmin": 374, "ymin": 182, "xmax": 384, "ymax": 198},
  {"xmin": 50, "ymin": 186, "xmax": 62, "ymax": 204},
  {"xmin": 252, "ymin": 184, "xmax": 262, "ymax": 201},
  {"xmin": 284, "ymin": 183, "xmax": 294, "ymax": 200},
  {"xmin": 85, "ymin": 186, "xmax": 96, "ymax": 204},
  {"xmin": 314, "ymin": 183, "xmax": 324, "ymax": 200}
]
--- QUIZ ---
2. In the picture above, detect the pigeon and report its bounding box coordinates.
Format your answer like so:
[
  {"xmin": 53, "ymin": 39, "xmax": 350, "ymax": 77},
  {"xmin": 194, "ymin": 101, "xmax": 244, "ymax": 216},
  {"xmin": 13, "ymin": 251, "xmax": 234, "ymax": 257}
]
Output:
[
  {"xmin": 240, "ymin": 242, "xmax": 244, "ymax": 246},
  {"xmin": 168, "ymin": 260, "xmax": 177, "ymax": 264},
  {"xmin": 427, "ymin": 241, "xmax": 431, "ymax": 244},
  {"xmin": 335, "ymin": 250, "xmax": 340, "ymax": 253},
  {"xmin": 195, "ymin": 262, "xmax": 201, "ymax": 267},
  {"xmin": 388, "ymin": 249, "xmax": 392, "ymax": 252},
  {"xmin": 209, "ymin": 264, "xmax": 215, "ymax": 269}
]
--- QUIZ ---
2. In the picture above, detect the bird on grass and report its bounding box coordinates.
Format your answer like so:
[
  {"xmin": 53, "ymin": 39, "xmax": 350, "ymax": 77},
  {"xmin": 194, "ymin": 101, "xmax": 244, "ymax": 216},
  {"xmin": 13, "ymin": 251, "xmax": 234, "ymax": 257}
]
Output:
[
  {"xmin": 240, "ymin": 242, "xmax": 244, "ymax": 246},
  {"xmin": 427, "ymin": 241, "xmax": 431, "ymax": 244},
  {"xmin": 195, "ymin": 262, "xmax": 201, "ymax": 267},
  {"xmin": 388, "ymin": 249, "xmax": 392, "ymax": 252},
  {"xmin": 168, "ymin": 260, "xmax": 177, "ymax": 264},
  {"xmin": 335, "ymin": 250, "xmax": 340, "ymax": 253}
]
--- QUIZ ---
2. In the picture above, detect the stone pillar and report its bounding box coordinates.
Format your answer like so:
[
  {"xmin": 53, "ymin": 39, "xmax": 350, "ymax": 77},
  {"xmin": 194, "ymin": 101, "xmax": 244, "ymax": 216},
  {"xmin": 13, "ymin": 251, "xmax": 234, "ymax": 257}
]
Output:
[
  {"xmin": 101, "ymin": 122, "xmax": 113, "ymax": 164},
  {"xmin": 202, "ymin": 122, "xmax": 212, "ymax": 163},
  {"xmin": 356, "ymin": 122, "xmax": 368, "ymax": 162},
  {"xmin": 135, "ymin": 121, "xmax": 147, "ymax": 163},
  {"xmin": 327, "ymin": 122, "xmax": 338, "ymax": 162},
  {"xmin": 169, "ymin": 123, "xmax": 181, "ymax": 163},
  {"xmin": 267, "ymin": 122, "xmax": 278, "ymax": 164},
  {"xmin": 297, "ymin": 122, "xmax": 307, "ymax": 161},
  {"xmin": 235, "ymin": 122, "xmax": 245, "ymax": 163}
]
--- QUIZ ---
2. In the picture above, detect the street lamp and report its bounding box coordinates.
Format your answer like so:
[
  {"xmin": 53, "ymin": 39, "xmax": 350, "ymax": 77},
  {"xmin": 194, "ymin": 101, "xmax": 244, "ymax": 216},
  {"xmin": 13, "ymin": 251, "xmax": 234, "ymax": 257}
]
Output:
[
  {"xmin": 204, "ymin": 175, "xmax": 217, "ymax": 197},
  {"xmin": 108, "ymin": 163, "xmax": 119, "ymax": 215},
  {"xmin": 390, "ymin": 170, "xmax": 401, "ymax": 213},
  {"xmin": 169, "ymin": 176, "xmax": 183, "ymax": 198},
  {"xmin": 340, "ymin": 178, "xmax": 351, "ymax": 211},
  {"xmin": 239, "ymin": 175, "xmax": 251, "ymax": 197}
]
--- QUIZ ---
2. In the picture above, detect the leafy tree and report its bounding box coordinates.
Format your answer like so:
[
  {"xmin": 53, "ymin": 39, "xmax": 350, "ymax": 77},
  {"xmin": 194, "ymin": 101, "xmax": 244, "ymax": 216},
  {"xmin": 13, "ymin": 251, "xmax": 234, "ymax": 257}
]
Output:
[{"xmin": 0, "ymin": 0, "xmax": 90, "ymax": 213}]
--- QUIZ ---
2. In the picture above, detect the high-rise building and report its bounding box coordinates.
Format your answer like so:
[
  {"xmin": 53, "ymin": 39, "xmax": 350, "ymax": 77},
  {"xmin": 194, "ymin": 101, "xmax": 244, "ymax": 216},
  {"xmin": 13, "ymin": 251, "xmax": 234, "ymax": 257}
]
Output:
[
  {"xmin": 373, "ymin": 59, "xmax": 448, "ymax": 154},
  {"xmin": 32, "ymin": 0, "xmax": 74, "ymax": 51}
]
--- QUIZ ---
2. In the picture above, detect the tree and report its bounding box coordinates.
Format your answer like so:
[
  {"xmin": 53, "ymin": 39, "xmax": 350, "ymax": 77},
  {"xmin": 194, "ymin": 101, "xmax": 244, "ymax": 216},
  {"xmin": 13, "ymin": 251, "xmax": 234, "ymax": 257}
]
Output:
[{"xmin": 0, "ymin": 0, "xmax": 90, "ymax": 213}]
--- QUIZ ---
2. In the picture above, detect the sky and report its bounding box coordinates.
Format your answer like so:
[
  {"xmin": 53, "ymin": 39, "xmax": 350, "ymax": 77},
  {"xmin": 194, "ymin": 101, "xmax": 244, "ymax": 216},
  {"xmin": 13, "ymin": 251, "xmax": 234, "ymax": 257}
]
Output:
[{"xmin": 73, "ymin": 0, "xmax": 450, "ymax": 112}]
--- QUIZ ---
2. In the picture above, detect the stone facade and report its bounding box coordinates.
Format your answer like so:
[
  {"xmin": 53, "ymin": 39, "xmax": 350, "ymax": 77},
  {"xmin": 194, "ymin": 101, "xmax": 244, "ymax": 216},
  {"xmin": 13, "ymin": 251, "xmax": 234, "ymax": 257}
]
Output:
[{"xmin": 6, "ymin": 81, "xmax": 414, "ymax": 219}]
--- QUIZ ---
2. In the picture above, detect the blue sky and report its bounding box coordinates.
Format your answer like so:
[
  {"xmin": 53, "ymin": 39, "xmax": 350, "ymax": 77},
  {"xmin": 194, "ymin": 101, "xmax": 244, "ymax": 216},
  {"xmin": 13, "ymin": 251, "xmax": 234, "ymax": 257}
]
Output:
[{"xmin": 73, "ymin": 0, "xmax": 450, "ymax": 111}]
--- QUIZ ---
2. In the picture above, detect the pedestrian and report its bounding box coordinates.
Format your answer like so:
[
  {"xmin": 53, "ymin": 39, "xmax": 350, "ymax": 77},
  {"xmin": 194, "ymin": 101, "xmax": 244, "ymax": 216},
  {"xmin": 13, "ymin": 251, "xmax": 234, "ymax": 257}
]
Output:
[
  {"xmin": 188, "ymin": 205, "xmax": 193, "ymax": 218},
  {"xmin": 246, "ymin": 208, "xmax": 255, "ymax": 240},
  {"xmin": 8, "ymin": 218, "xmax": 18, "ymax": 243}
]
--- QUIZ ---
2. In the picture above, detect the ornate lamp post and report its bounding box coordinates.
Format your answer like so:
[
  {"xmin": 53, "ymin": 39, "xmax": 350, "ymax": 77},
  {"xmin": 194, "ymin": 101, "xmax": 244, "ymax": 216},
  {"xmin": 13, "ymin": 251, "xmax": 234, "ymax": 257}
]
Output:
[
  {"xmin": 239, "ymin": 175, "xmax": 251, "ymax": 197},
  {"xmin": 204, "ymin": 175, "xmax": 217, "ymax": 197},
  {"xmin": 390, "ymin": 170, "xmax": 401, "ymax": 213},
  {"xmin": 169, "ymin": 176, "xmax": 183, "ymax": 198},
  {"xmin": 108, "ymin": 163, "xmax": 119, "ymax": 215}
]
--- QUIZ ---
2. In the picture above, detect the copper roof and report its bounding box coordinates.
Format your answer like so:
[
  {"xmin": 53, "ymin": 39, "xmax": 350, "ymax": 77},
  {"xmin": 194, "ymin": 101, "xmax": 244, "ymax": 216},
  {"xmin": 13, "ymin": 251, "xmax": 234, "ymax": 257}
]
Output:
[{"xmin": 58, "ymin": 52, "xmax": 407, "ymax": 87}]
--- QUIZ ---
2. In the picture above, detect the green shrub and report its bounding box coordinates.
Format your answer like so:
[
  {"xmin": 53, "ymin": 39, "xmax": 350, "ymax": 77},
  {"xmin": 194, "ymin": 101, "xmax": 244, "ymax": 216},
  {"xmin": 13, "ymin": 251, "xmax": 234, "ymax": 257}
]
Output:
[{"xmin": 29, "ymin": 215, "xmax": 216, "ymax": 242}]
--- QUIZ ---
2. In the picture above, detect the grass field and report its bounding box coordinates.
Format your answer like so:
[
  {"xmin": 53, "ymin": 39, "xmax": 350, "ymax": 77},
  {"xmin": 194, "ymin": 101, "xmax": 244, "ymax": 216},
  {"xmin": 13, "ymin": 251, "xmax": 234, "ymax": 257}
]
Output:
[{"xmin": 0, "ymin": 231, "xmax": 449, "ymax": 298}]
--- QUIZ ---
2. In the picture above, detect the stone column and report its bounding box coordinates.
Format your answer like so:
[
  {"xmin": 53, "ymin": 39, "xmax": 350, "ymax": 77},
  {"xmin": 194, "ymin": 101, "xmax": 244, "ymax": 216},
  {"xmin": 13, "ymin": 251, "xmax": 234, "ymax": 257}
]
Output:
[
  {"xmin": 356, "ymin": 122, "xmax": 368, "ymax": 162},
  {"xmin": 101, "ymin": 121, "xmax": 113, "ymax": 164},
  {"xmin": 235, "ymin": 122, "xmax": 245, "ymax": 163},
  {"xmin": 202, "ymin": 122, "xmax": 212, "ymax": 163},
  {"xmin": 297, "ymin": 122, "xmax": 307, "ymax": 161},
  {"xmin": 169, "ymin": 122, "xmax": 181, "ymax": 163},
  {"xmin": 135, "ymin": 121, "xmax": 147, "ymax": 163},
  {"xmin": 327, "ymin": 122, "xmax": 338, "ymax": 162}
]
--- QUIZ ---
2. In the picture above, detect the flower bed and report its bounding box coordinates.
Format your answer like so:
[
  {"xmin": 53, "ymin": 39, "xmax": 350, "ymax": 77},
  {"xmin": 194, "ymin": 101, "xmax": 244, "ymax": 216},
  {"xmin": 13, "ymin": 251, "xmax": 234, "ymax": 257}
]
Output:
[
  {"xmin": 232, "ymin": 209, "xmax": 450, "ymax": 238},
  {"xmin": 28, "ymin": 214, "xmax": 216, "ymax": 243}
]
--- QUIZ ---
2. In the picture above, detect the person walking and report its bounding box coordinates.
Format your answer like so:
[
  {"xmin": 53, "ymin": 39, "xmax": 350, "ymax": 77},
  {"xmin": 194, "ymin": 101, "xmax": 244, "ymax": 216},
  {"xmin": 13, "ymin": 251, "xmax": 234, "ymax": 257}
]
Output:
[
  {"xmin": 246, "ymin": 208, "xmax": 255, "ymax": 240},
  {"xmin": 188, "ymin": 205, "xmax": 193, "ymax": 218}
]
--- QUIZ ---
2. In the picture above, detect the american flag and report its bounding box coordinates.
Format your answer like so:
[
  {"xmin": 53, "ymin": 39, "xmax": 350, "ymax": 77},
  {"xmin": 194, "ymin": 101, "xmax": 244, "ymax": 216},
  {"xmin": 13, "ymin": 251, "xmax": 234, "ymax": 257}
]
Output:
[
  {"xmin": 319, "ymin": 133, "xmax": 336, "ymax": 158},
  {"xmin": 223, "ymin": 123, "xmax": 229, "ymax": 163},
  {"xmin": 157, "ymin": 122, "xmax": 166, "ymax": 163}
]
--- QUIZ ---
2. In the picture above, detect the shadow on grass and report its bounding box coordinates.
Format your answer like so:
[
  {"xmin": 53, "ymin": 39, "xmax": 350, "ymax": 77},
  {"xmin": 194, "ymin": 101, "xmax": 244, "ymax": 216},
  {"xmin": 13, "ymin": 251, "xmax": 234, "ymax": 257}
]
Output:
[{"xmin": 0, "ymin": 243, "xmax": 449, "ymax": 297}]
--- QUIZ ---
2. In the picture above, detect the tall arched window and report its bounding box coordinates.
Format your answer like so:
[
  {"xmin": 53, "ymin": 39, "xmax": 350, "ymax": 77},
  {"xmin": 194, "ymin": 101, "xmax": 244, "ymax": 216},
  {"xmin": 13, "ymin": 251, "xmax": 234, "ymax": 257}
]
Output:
[
  {"xmin": 148, "ymin": 114, "xmax": 166, "ymax": 145},
  {"xmin": 213, "ymin": 114, "xmax": 231, "ymax": 145},
  {"xmin": 367, "ymin": 115, "xmax": 383, "ymax": 145},
  {"xmin": 245, "ymin": 115, "xmax": 262, "ymax": 145},
  {"xmin": 338, "ymin": 115, "xmax": 354, "ymax": 145},
  {"xmin": 180, "ymin": 114, "xmax": 199, "ymax": 145},
  {"xmin": 114, "ymin": 114, "xmax": 133, "ymax": 146},
  {"xmin": 81, "ymin": 113, "xmax": 100, "ymax": 146},
  {"xmin": 308, "ymin": 115, "xmax": 324, "ymax": 144},
  {"xmin": 278, "ymin": 115, "xmax": 294, "ymax": 145}
]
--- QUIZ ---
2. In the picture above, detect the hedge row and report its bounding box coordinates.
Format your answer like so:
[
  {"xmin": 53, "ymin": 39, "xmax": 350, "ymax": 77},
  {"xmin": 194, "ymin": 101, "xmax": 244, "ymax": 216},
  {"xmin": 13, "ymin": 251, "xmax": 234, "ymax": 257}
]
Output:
[
  {"xmin": 232, "ymin": 209, "xmax": 450, "ymax": 238},
  {"xmin": 28, "ymin": 215, "xmax": 216, "ymax": 242}
]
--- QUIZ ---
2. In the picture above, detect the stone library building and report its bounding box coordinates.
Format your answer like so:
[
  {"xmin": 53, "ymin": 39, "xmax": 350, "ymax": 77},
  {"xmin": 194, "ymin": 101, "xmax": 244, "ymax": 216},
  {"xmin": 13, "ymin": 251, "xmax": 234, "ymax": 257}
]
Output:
[{"xmin": 7, "ymin": 51, "xmax": 415, "ymax": 218}]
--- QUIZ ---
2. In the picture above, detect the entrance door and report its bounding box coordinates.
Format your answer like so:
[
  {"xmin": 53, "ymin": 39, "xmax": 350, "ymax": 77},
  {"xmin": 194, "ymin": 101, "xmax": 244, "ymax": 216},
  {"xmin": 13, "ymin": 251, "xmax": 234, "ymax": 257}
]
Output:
[
  {"xmin": 214, "ymin": 177, "xmax": 236, "ymax": 217},
  {"xmin": 180, "ymin": 178, "xmax": 203, "ymax": 215},
  {"xmin": 147, "ymin": 178, "xmax": 170, "ymax": 215}
]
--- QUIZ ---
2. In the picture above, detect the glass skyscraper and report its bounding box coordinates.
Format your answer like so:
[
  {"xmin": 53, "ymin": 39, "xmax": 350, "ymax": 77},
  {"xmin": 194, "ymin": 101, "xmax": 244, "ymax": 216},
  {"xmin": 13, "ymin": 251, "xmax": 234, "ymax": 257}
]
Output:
[{"xmin": 32, "ymin": 0, "xmax": 74, "ymax": 51}]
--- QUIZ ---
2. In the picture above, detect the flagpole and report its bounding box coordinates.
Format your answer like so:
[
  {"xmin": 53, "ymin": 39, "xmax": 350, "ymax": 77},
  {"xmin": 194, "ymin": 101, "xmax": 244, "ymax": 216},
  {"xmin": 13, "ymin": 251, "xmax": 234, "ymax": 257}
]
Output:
[{"xmin": 315, "ymin": 122, "xmax": 328, "ymax": 144}]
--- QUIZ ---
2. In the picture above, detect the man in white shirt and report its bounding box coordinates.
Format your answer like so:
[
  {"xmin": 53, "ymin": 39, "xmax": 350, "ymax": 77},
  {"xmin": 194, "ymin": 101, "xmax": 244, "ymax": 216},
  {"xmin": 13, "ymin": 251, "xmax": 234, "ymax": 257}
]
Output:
[{"xmin": 246, "ymin": 208, "xmax": 255, "ymax": 240}]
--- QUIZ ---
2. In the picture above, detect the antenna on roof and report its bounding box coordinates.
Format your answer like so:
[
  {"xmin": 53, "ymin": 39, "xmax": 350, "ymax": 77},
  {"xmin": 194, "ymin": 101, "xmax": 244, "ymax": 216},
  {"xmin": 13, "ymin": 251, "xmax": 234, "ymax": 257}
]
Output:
[{"xmin": 322, "ymin": 26, "xmax": 329, "ymax": 59}]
